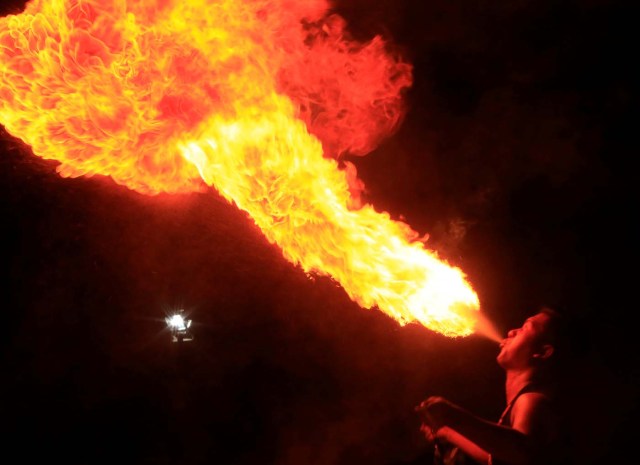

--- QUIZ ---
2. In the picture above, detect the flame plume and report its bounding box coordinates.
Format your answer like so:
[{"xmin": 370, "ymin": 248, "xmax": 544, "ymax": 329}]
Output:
[{"xmin": 1, "ymin": 0, "xmax": 480, "ymax": 336}]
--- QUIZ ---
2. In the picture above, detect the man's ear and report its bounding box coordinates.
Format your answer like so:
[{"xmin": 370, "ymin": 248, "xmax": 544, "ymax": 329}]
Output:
[{"xmin": 532, "ymin": 344, "xmax": 554, "ymax": 361}]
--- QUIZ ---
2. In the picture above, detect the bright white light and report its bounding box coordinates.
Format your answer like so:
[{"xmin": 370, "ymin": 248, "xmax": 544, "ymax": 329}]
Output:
[
  {"xmin": 167, "ymin": 314, "xmax": 187, "ymax": 330},
  {"xmin": 165, "ymin": 310, "xmax": 194, "ymax": 342}
]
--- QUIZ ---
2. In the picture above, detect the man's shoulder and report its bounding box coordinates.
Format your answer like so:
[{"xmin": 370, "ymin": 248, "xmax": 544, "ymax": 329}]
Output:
[
  {"xmin": 511, "ymin": 390, "xmax": 563, "ymax": 431},
  {"xmin": 513, "ymin": 390, "xmax": 556, "ymax": 415}
]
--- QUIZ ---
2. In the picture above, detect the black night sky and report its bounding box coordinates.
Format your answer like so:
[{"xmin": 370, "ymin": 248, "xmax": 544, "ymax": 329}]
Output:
[{"xmin": 1, "ymin": 1, "xmax": 637, "ymax": 464}]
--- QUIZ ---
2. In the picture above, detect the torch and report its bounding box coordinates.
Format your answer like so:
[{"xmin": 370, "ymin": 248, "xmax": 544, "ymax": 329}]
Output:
[{"xmin": 165, "ymin": 309, "xmax": 194, "ymax": 343}]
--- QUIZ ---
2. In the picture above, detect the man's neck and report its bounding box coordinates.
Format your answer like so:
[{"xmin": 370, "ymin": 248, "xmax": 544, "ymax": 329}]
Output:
[{"xmin": 504, "ymin": 370, "xmax": 535, "ymax": 404}]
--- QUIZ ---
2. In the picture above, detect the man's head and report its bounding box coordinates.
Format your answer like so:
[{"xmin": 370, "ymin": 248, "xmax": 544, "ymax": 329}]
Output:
[{"xmin": 496, "ymin": 307, "xmax": 569, "ymax": 374}]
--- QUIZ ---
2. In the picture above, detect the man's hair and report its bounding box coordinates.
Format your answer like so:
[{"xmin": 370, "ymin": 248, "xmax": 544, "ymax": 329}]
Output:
[{"xmin": 538, "ymin": 306, "xmax": 591, "ymax": 369}]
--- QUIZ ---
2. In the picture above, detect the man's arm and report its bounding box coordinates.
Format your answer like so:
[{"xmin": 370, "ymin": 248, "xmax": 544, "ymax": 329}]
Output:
[
  {"xmin": 418, "ymin": 394, "xmax": 555, "ymax": 465},
  {"xmin": 437, "ymin": 426, "xmax": 490, "ymax": 464}
]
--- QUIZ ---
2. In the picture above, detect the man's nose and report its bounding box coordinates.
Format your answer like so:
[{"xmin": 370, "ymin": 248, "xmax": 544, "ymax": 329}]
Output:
[{"xmin": 507, "ymin": 328, "xmax": 517, "ymax": 338}]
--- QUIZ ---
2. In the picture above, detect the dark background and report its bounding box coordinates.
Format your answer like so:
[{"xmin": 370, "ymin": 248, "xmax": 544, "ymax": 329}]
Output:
[{"xmin": 1, "ymin": 1, "xmax": 637, "ymax": 464}]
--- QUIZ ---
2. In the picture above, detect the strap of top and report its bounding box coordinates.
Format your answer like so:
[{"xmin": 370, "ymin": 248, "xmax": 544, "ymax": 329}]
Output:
[{"xmin": 498, "ymin": 383, "xmax": 537, "ymax": 426}]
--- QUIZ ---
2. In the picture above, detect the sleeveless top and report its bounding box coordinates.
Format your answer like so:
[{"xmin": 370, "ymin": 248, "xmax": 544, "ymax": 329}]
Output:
[
  {"xmin": 491, "ymin": 384, "xmax": 538, "ymax": 465},
  {"xmin": 492, "ymin": 383, "xmax": 570, "ymax": 465},
  {"xmin": 433, "ymin": 384, "xmax": 537, "ymax": 465},
  {"xmin": 497, "ymin": 383, "xmax": 538, "ymax": 426}
]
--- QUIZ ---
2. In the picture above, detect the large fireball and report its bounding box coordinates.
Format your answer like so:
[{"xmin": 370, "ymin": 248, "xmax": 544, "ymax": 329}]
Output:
[{"xmin": 1, "ymin": 0, "xmax": 480, "ymax": 337}]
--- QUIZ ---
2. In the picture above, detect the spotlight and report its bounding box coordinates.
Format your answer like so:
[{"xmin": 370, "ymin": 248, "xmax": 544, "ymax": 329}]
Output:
[{"xmin": 165, "ymin": 309, "xmax": 194, "ymax": 342}]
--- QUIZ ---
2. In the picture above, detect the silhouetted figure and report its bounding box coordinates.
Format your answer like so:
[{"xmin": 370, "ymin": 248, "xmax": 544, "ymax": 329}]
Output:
[{"xmin": 416, "ymin": 307, "xmax": 585, "ymax": 465}]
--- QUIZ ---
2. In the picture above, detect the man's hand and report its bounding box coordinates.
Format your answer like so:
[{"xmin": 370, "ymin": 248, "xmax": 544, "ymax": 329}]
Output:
[
  {"xmin": 419, "ymin": 422, "xmax": 437, "ymax": 444},
  {"xmin": 415, "ymin": 396, "xmax": 457, "ymax": 431},
  {"xmin": 420, "ymin": 422, "xmax": 453, "ymax": 444}
]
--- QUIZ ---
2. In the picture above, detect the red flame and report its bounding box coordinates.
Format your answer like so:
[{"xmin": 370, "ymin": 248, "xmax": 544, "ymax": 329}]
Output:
[{"xmin": 1, "ymin": 0, "xmax": 481, "ymax": 336}]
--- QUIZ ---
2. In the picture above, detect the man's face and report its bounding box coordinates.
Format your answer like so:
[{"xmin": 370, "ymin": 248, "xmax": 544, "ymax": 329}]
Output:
[{"xmin": 496, "ymin": 311, "xmax": 551, "ymax": 370}]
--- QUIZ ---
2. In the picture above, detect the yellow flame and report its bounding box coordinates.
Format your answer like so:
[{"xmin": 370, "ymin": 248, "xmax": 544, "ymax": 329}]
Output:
[
  {"xmin": 180, "ymin": 95, "xmax": 479, "ymax": 336},
  {"xmin": 1, "ymin": 0, "xmax": 480, "ymax": 336}
]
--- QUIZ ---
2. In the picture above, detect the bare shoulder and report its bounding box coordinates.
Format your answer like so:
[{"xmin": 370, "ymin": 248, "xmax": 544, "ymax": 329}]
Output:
[
  {"xmin": 513, "ymin": 391, "xmax": 555, "ymax": 417},
  {"xmin": 517, "ymin": 391, "xmax": 553, "ymax": 406},
  {"xmin": 511, "ymin": 392, "xmax": 560, "ymax": 438}
]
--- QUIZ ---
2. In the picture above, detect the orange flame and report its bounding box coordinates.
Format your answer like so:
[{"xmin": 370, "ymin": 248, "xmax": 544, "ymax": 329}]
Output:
[{"xmin": 1, "ymin": 0, "xmax": 480, "ymax": 337}]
